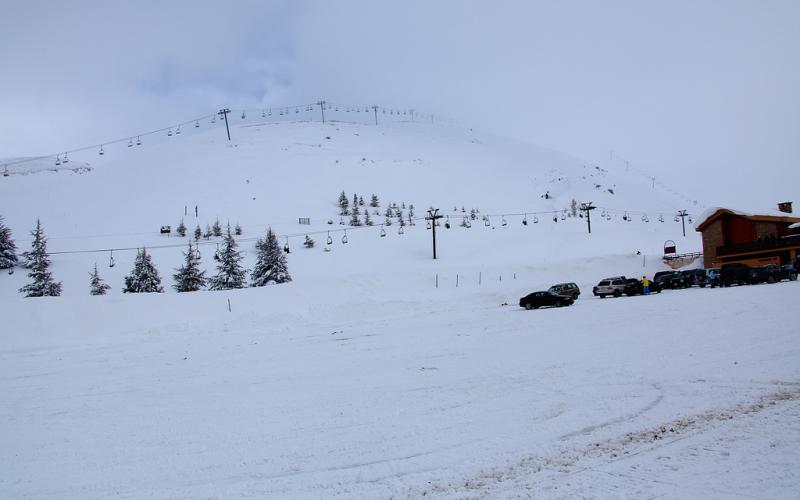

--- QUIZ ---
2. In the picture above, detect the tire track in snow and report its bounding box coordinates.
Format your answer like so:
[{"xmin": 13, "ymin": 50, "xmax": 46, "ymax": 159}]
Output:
[{"xmin": 406, "ymin": 388, "xmax": 799, "ymax": 499}]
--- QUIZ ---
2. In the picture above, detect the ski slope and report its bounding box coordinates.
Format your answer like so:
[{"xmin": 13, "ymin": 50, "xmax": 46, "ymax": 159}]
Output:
[
  {"xmin": 2, "ymin": 117, "xmax": 797, "ymax": 498},
  {"xmin": 0, "ymin": 118, "xmax": 701, "ymax": 298}
]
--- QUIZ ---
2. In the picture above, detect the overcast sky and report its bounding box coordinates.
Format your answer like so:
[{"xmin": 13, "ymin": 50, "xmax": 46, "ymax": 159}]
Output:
[{"xmin": 1, "ymin": 0, "xmax": 797, "ymax": 207}]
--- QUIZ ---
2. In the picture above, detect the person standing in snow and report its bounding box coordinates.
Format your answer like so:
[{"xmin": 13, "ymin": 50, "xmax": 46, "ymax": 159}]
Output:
[{"xmin": 642, "ymin": 276, "xmax": 650, "ymax": 296}]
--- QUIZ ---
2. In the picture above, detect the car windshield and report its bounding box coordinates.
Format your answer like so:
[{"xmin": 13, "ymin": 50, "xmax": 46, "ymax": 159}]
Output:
[{"xmin": 598, "ymin": 281, "xmax": 610, "ymax": 286}]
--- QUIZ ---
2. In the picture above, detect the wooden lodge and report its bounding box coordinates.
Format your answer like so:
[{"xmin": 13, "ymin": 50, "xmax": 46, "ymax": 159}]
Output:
[{"xmin": 695, "ymin": 203, "xmax": 800, "ymax": 268}]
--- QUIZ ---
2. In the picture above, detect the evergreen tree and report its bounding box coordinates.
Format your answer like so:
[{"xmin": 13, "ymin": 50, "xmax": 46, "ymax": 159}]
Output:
[
  {"xmin": 570, "ymin": 199, "xmax": 578, "ymax": 218},
  {"xmin": 18, "ymin": 219, "xmax": 62, "ymax": 297},
  {"xmin": 234, "ymin": 223, "xmax": 243, "ymax": 236},
  {"xmin": 251, "ymin": 227, "xmax": 292, "ymax": 286},
  {"xmin": 364, "ymin": 210, "xmax": 373, "ymax": 226},
  {"xmin": 408, "ymin": 205, "xmax": 415, "ymax": 225},
  {"xmin": 0, "ymin": 215, "xmax": 18, "ymax": 269},
  {"xmin": 209, "ymin": 226, "xmax": 247, "ymax": 290},
  {"xmin": 370, "ymin": 194, "xmax": 379, "ymax": 207},
  {"xmin": 176, "ymin": 219, "xmax": 187, "ymax": 237},
  {"xmin": 350, "ymin": 204, "xmax": 362, "ymax": 226},
  {"xmin": 173, "ymin": 242, "xmax": 207, "ymax": 292},
  {"xmin": 384, "ymin": 216, "xmax": 393, "ymax": 226},
  {"xmin": 194, "ymin": 225, "xmax": 202, "ymax": 240},
  {"xmin": 204, "ymin": 224, "xmax": 212, "ymax": 239},
  {"xmin": 212, "ymin": 219, "xmax": 222, "ymax": 237},
  {"xmin": 384, "ymin": 206, "xmax": 394, "ymax": 218},
  {"xmin": 352, "ymin": 194, "xmax": 359, "ymax": 213},
  {"xmin": 398, "ymin": 209, "xmax": 406, "ymax": 226},
  {"xmin": 358, "ymin": 196, "xmax": 365, "ymax": 206},
  {"xmin": 303, "ymin": 235, "xmax": 315, "ymax": 248},
  {"xmin": 89, "ymin": 264, "xmax": 111, "ymax": 295},
  {"xmin": 338, "ymin": 191, "xmax": 349, "ymax": 215},
  {"xmin": 123, "ymin": 248, "xmax": 164, "ymax": 293}
]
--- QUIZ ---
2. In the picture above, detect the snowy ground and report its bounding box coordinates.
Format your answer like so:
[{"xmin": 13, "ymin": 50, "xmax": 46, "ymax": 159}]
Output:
[
  {"xmin": 2, "ymin": 274, "xmax": 798, "ymax": 499},
  {"xmin": 1, "ymin": 119, "xmax": 795, "ymax": 498}
]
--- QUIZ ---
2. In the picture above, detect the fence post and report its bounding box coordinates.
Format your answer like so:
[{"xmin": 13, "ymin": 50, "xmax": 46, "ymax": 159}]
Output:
[
  {"xmin": 456, "ymin": 274, "xmax": 459, "ymax": 287},
  {"xmin": 479, "ymin": 272, "xmax": 482, "ymax": 286},
  {"xmin": 435, "ymin": 273, "xmax": 438, "ymax": 288}
]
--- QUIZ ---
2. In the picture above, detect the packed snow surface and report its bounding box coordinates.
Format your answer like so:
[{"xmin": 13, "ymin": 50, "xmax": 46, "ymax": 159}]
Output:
[
  {"xmin": 1, "ymin": 118, "xmax": 796, "ymax": 498},
  {"xmin": 1, "ymin": 277, "xmax": 798, "ymax": 498}
]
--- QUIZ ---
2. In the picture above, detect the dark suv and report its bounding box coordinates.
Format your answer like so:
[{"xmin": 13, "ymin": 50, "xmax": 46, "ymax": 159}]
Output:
[
  {"xmin": 548, "ymin": 282, "xmax": 581, "ymax": 299},
  {"xmin": 750, "ymin": 264, "xmax": 798, "ymax": 284},
  {"xmin": 519, "ymin": 291, "xmax": 574, "ymax": 310},
  {"xmin": 593, "ymin": 277, "xmax": 627, "ymax": 298},
  {"xmin": 653, "ymin": 271, "xmax": 682, "ymax": 289},
  {"xmin": 679, "ymin": 269, "xmax": 709, "ymax": 288},
  {"xmin": 720, "ymin": 263, "xmax": 754, "ymax": 286},
  {"xmin": 706, "ymin": 268, "xmax": 721, "ymax": 288}
]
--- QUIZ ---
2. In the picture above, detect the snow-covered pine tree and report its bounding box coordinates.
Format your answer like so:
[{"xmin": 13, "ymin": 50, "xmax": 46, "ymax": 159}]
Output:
[
  {"xmin": 89, "ymin": 264, "xmax": 111, "ymax": 295},
  {"xmin": 212, "ymin": 219, "xmax": 222, "ymax": 237},
  {"xmin": 251, "ymin": 227, "xmax": 292, "ymax": 286},
  {"xmin": 570, "ymin": 199, "xmax": 578, "ymax": 217},
  {"xmin": 234, "ymin": 223, "xmax": 242, "ymax": 236},
  {"xmin": 204, "ymin": 224, "xmax": 212, "ymax": 239},
  {"xmin": 303, "ymin": 235, "xmax": 315, "ymax": 248},
  {"xmin": 470, "ymin": 208, "xmax": 477, "ymax": 220},
  {"xmin": 173, "ymin": 242, "xmax": 207, "ymax": 292},
  {"xmin": 18, "ymin": 219, "xmax": 62, "ymax": 297},
  {"xmin": 352, "ymin": 194, "xmax": 359, "ymax": 212},
  {"xmin": 358, "ymin": 196, "xmax": 365, "ymax": 206},
  {"xmin": 338, "ymin": 191, "xmax": 349, "ymax": 215},
  {"xmin": 350, "ymin": 204, "xmax": 362, "ymax": 226},
  {"xmin": 370, "ymin": 194, "xmax": 379, "ymax": 207},
  {"xmin": 176, "ymin": 219, "xmax": 187, "ymax": 237},
  {"xmin": 194, "ymin": 225, "xmax": 202, "ymax": 240},
  {"xmin": 364, "ymin": 210, "xmax": 373, "ymax": 226},
  {"xmin": 398, "ymin": 210, "xmax": 406, "ymax": 227},
  {"xmin": 408, "ymin": 205, "xmax": 415, "ymax": 225},
  {"xmin": 384, "ymin": 206, "xmax": 393, "ymax": 218},
  {"xmin": 0, "ymin": 215, "xmax": 18, "ymax": 269},
  {"xmin": 123, "ymin": 247, "xmax": 164, "ymax": 293},
  {"xmin": 209, "ymin": 226, "xmax": 247, "ymax": 290},
  {"xmin": 384, "ymin": 216, "xmax": 392, "ymax": 226}
]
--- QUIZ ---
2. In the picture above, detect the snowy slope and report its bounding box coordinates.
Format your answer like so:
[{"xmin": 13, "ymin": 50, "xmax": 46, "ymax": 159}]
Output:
[
  {"xmin": 1, "ymin": 273, "xmax": 798, "ymax": 498},
  {"xmin": 0, "ymin": 118, "xmax": 701, "ymax": 297}
]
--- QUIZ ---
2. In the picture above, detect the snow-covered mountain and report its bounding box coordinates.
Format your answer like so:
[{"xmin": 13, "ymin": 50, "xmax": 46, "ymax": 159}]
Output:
[{"xmin": 0, "ymin": 116, "xmax": 702, "ymax": 297}]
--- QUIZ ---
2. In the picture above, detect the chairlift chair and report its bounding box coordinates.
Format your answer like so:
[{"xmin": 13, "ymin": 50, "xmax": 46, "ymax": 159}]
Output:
[
  {"xmin": 62, "ymin": 153, "xmax": 69, "ymax": 163},
  {"xmin": 167, "ymin": 128, "xmax": 173, "ymax": 137},
  {"xmin": 426, "ymin": 220, "xmax": 432, "ymax": 230},
  {"xmin": 241, "ymin": 111, "xmax": 246, "ymax": 119},
  {"xmin": 522, "ymin": 215, "xmax": 528, "ymax": 225},
  {"xmin": 109, "ymin": 250, "xmax": 115, "ymax": 268},
  {"xmin": 326, "ymin": 232, "xmax": 333, "ymax": 245},
  {"xmin": 175, "ymin": 126, "xmax": 181, "ymax": 135},
  {"xmin": 342, "ymin": 231, "xmax": 348, "ymax": 244},
  {"xmin": 398, "ymin": 225, "xmax": 404, "ymax": 234},
  {"xmin": 127, "ymin": 138, "xmax": 133, "ymax": 148},
  {"xmin": 55, "ymin": 155, "xmax": 61, "ymax": 166},
  {"xmin": 501, "ymin": 216, "xmax": 507, "ymax": 226},
  {"xmin": 484, "ymin": 217, "xmax": 490, "ymax": 227},
  {"xmin": 136, "ymin": 136, "xmax": 141, "ymax": 146},
  {"xmin": 380, "ymin": 225, "xmax": 386, "ymax": 237},
  {"xmin": 533, "ymin": 215, "xmax": 539, "ymax": 224},
  {"xmin": 261, "ymin": 110, "xmax": 266, "ymax": 118},
  {"xmin": 445, "ymin": 215, "xmax": 451, "ymax": 229},
  {"xmin": 99, "ymin": 145, "xmax": 104, "ymax": 156}
]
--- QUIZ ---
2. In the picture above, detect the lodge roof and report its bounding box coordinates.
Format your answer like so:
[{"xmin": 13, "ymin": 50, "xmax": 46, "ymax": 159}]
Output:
[{"xmin": 695, "ymin": 207, "xmax": 800, "ymax": 232}]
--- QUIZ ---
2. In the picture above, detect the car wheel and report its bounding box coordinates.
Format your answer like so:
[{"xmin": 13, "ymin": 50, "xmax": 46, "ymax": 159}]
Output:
[
  {"xmin": 599, "ymin": 294, "xmax": 606, "ymax": 299},
  {"xmin": 767, "ymin": 276, "xmax": 776, "ymax": 284},
  {"xmin": 699, "ymin": 283, "xmax": 706, "ymax": 288},
  {"xmin": 524, "ymin": 303, "xmax": 532, "ymax": 310},
  {"xmin": 613, "ymin": 290, "xmax": 621, "ymax": 298},
  {"xmin": 790, "ymin": 273, "xmax": 798, "ymax": 281}
]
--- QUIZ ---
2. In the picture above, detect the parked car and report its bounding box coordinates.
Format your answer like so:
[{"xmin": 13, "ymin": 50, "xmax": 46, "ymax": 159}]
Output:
[
  {"xmin": 749, "ymin": 264, "xmax": 798, "ymax": 284},
  {"xmin": 705, "ymin": 268, "xmax": 721, "ymax": 288},
  {"xmin": 519, "ymin": 291, "xmax": 574, "ymax": 310},
  {"xmin": 624, "ymin": 278, "xmax": 662, "ymax": 296},
  {"xmin": 720, "ymin": 263, "xmax": 754, "ymax": 286},
  {"xmin": 679, "ymin": 269, "xmax": 709, "ymax": 288},
  {"xmin": 593, "ymin": 277, "xmax": 627, "ymax": 298},
  {"xmin": 653, "ymin": 270, "xmax": 683, "ymax": 289},
  {"xmin": 548, "ymin": 282, "xmax": 581, "ymax": 299}
]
